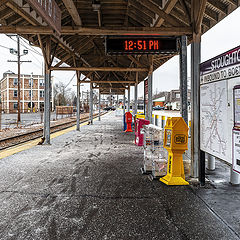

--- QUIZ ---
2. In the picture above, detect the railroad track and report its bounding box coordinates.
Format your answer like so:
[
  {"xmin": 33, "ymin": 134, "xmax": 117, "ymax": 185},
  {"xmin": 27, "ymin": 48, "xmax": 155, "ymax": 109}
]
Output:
[{"xmin": 0, "ymin": 112, "xmax": 107, "ymax": 151}]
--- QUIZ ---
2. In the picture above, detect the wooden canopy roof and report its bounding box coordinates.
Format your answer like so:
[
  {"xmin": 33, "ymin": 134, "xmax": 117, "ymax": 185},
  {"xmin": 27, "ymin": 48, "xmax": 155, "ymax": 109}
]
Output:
[{"xmin": 0, "ymin": 0, "xmax": 239, "ymax": 93}]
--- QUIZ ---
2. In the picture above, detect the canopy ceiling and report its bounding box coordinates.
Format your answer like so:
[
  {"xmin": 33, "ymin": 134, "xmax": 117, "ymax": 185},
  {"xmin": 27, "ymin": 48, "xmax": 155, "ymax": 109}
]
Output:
[{"xmin": 0, "ymin": 0, "xmax": 239, "ymax": 93}]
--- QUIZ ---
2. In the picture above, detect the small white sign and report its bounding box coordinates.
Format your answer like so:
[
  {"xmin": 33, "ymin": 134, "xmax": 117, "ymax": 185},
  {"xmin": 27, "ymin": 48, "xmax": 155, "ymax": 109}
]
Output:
[{"xmin": 232, "ymin": 129, "xmax": 240, "ymax": 174}]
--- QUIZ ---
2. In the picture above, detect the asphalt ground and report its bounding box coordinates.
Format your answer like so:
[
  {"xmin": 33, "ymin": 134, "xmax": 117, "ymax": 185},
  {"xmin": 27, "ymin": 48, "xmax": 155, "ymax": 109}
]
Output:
[{"xmin": 0, "ymin": 112, "xmax": 239, "ymax": 239}]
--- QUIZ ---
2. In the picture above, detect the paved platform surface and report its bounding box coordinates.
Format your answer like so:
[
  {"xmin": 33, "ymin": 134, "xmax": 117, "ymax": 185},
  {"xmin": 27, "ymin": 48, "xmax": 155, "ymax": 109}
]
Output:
[{"xmin": 0, "ymin": 112, "xmax": 239, "ymax": 239}]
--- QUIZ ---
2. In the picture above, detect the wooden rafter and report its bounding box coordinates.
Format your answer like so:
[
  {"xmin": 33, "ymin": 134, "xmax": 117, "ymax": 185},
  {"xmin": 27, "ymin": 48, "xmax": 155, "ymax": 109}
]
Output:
[
  {"xmin": 0, "ymin": 26, "xmax": 192, "ymax": 35},
  {"xmin": 152, "ymin": 0, "xmax": 179, "ymax": 27},
  {"xmin": 6, "ymin": 0, "xmax": 39, "ymax": 26},
  {"xmin": 50, "ymin": 66, "xmax": 149, "ymax": 72},
  {"xmin": 1, "ymin": 0, "xmax": 238, "ymax": 90},
  {"xmin": 191, "ymin": 0, "xmax": 207, "ymax": 34},
  {"xmin": 61, "ymin": 0, "xmax": 82, "ymax": 26},
  {"xmin": 0, "ymin": 0, "xmax": 10, "ymax": 7}
]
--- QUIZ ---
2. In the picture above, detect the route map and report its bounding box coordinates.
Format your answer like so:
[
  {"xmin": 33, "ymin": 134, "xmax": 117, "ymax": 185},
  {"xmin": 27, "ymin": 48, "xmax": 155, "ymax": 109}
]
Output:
[{"xmin": 200, "ymin": 80, "xmax": 229, "ymax": 160}]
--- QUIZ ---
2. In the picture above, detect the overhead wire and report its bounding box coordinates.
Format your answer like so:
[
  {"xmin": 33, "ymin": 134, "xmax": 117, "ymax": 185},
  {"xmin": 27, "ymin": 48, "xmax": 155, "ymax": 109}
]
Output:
[
  {"xmin": 2, "ymin": 35, "xmax": 76, "ymax": 87},
  {"xmin": 64, "ymin": 73, "xmax": 76, "ymax": 88}
]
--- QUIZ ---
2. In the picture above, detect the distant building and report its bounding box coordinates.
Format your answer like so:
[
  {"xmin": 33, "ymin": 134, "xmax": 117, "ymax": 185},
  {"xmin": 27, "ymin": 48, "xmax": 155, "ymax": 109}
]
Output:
[
  {"xmin": 0, "ymin": 72, "xmax": 54, "ymax": 113},
  {"xmin": 152, "ymin": 89, "xmax": 191, "ymax": 110},
  {"xmin": 153, "ymin": 96, "xmax": 165, "ymax": 107},
  {"xmin": 168, "ymin": 89, "xmax": 191, "ymax": 110}
]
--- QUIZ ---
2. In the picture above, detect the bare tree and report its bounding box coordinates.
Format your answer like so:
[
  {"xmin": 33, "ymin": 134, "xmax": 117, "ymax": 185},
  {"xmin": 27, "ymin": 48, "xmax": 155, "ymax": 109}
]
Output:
[{"xmin": 54, "ymin": 81, "xmax": 72, "ymax": 106}]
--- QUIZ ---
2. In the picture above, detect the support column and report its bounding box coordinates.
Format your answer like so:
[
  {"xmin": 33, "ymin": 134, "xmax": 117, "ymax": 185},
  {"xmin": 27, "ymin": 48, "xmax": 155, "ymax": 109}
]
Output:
[
  {"xmin": 123, "ymin": 91, "xmax": 126, "ymax": 130},
  {"xmin": 44, "ymin": 68, "xmax": 51, "ymax": 144},
  {"xmin": 89, "ymin": 82, "xmax": 93, "ymax": 124},
  {"xmin": 76, "ymin": 72, "xmax": 80, "ymax": 131},
  {"xmin": 123, "ymin": 91, "xmax": 126, "ymax": 115},
  {"xmin": 127, "ymin": 86, "xmax": 130, "ymax": 112},
  {"xmin": 147, "ymin": 73, "xmax": 153, "ymax": 123},
  {"xmin": 38, "ymin": 35, "xmax": 54, "ymax": 144},
  {"xmin": 191, "ymin": 35, "xmax": 201, "ymax": 178},
  {"xmin": 179, "ymin": 35, "xmax": 188, "ymax": 125},
  {"xmin": 134, "ymin": 72, "xmax": 138, "ymax": 116},
  {"xmin": 98, "ymin": 90, "xmax": 101, "ymax": 121}
]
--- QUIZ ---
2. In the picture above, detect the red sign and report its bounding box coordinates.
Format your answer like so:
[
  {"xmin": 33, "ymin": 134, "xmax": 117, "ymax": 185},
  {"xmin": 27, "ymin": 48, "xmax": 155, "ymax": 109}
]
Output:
[{"xmin": 26, "ymin": 0, "xmax": 61, "ymax": 34}]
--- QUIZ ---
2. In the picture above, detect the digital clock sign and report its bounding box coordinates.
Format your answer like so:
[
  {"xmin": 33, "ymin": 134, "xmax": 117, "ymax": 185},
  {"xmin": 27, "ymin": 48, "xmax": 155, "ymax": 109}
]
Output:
[{"xmin": 106, "ymin": 36, "xmax": 178, "ymax": 55}]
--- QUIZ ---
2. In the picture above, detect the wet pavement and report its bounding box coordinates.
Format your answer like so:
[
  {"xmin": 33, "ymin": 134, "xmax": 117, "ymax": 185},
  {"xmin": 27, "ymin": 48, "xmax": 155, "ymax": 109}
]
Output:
[{"xmin": 0, "ymin": 112, "xmax": 239, "ymax": 239}]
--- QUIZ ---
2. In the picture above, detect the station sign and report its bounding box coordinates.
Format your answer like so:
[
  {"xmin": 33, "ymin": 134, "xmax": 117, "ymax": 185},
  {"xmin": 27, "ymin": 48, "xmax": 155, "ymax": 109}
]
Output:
[
  {"xmin": 106, "ymin": 36, "xmax": 178, "ymax": 55},
  {"xmin": 25, "ymin": 0, "xmax": 61, "ymax": 34},
  {"xmin": 200, "ymin": 45, "xmax": 240, "ymax": 85}
]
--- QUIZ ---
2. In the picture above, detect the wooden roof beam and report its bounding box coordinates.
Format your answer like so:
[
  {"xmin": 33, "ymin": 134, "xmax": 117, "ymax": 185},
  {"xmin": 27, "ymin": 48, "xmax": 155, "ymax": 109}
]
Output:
[
  {"xmin": 151, "ymin": 0, "xmax": 179, "ymax": 27},
  {"xmin": 224, "ymin": 0, "xmax": 238, "ymax": 6},
  {"xmin": 50, "ymin": 67, "xmax": 149, "ymax": 72},
  {"xmin": 129, "ymin": 0, "xmax": 155, "ymax": 19},
  {"xmin": 176, "ymin": 1, "xmax": 191, "ymax": 25},
  {"xmin": 74, "ymin": 36, "xmax": 96, "ymax": 54},
  {"xmin": 62, "ymin": 0, "xmax": 82, "ymax": 26},
  {"xmin": 135, "ymin": 0, "xmax": 180, "ymax": 27},
  {"xmin": 191, "ymin": 0, "xmax": 207, "ymax": 34},
  {"xmin": 0, "ymin": 25, "xmax": 193, "ymax": 35},
  {"xmin": 207, "ymin": 0, "xmax": 227, "ymax": 16},
  {"xmin": 6, "ymin": 0, "xmax": 40, "ymax": 26},
  {"xmin": 54, "ymin": 53, "xmax": 73, "ymax": 67},
  {"xmin": 127, "ymin": 56, "xmax": 145, "ymax": 68},
  {"xmin": 86, "ymin": 80, "xmax": 135, "ymax": 84},
  {"xmin": 0, "ymin": 0, "xmax": 10, "ymax": 7}
]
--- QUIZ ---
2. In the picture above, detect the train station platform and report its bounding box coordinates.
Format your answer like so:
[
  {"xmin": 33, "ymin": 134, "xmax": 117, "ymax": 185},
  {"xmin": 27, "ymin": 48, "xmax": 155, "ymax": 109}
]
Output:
[{"xmin": 0, "ymin": 112, "xmax": 239, "ymax": 239}]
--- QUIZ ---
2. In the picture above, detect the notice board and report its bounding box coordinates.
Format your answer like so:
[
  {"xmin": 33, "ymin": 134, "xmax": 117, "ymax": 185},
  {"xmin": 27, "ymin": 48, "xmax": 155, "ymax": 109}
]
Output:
[{"xmin": 200, "ymin": 45, "xmax": 240, "ymax": 163}]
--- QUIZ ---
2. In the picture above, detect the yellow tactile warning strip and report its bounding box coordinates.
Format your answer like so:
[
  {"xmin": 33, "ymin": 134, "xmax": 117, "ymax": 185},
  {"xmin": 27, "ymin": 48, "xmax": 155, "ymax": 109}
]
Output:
[{"xmin": 0, "ymin": 112, "xmax": 110, "ymax": 160}]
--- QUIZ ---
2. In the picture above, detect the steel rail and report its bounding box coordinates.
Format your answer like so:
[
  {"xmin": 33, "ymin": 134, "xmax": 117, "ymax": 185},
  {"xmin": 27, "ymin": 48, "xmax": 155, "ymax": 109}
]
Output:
[{"xmin": 0, "ymin": 112, "xmax": 108, "ymax": 151}]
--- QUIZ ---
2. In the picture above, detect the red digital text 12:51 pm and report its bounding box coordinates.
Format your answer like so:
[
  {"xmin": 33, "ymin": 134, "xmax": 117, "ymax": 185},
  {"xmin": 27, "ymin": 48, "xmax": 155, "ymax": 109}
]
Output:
[{"xmin": 124, "ymin": 40, "xmax": 159, "ymax": 51}]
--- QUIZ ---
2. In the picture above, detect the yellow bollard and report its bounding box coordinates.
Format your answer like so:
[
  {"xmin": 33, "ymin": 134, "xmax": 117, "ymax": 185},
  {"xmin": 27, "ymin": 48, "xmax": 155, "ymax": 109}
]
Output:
[{"xmin": 160, "ymin": 117, "xmax": 189, "ymax": 185}]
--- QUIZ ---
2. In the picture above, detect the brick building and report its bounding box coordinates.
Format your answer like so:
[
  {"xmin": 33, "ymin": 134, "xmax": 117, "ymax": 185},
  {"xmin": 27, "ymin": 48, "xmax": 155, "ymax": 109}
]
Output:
[{"xmin": 0, "ymin": 71, "xmax": 54, "ymax": 113}]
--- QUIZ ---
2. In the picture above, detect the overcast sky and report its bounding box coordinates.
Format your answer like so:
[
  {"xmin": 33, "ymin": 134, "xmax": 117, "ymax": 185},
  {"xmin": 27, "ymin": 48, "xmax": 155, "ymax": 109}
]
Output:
[{"xmin": 1, "ymin": 7, "xmax": 240, "ymax": 99}]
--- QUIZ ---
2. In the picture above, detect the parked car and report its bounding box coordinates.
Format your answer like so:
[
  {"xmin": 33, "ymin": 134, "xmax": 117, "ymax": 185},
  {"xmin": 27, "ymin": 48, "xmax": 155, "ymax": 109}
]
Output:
[{"xmin": 153, "ymin": 105, "xmax": 164, "ymax": 110}]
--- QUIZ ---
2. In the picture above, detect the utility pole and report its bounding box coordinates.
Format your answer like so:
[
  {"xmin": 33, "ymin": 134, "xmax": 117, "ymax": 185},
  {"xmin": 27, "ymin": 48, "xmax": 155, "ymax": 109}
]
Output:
[
  {"xmin": 17, "ymin": 35, "xmax": 21, "ymax": 121},
  {"xmin": 8, "ymin": 34, "xmax": 31, "ymax": 124}
]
